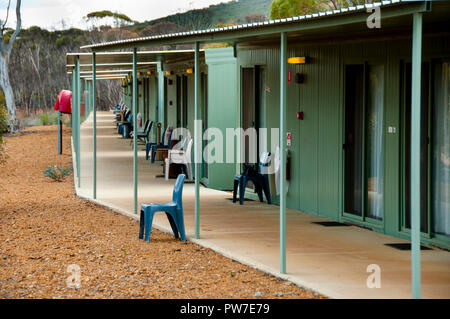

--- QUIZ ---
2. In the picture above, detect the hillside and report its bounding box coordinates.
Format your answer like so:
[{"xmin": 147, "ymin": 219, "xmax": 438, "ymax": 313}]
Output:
[
  {"xmin": 7, "ymin": 0, "xmax": 274, "ymax": 119},
  {"xmin": 209, "ymin": 0, "xmax": 273, "ymax": 25},
  {"xmin": 134, "ymin": 0, "xmax": 273, "ymax": 31}
]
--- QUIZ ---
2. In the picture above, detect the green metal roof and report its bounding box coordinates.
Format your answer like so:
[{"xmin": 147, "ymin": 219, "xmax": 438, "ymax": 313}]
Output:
[
  {"xmin": 66, "ymin": 50, "xmax": 205, "ymax": 78},
  {"xmin": 80, "ymin": 0, "xmax": 436, "ymax": 51}
]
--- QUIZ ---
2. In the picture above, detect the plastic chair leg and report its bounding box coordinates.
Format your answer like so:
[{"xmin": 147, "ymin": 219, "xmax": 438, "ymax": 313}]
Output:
[
  {"xmin": 138, "ymin": 209, "xmax": 145, "ymax": 239},
  {"xmin": 165, "ymin": 158, "xmax": 170, "ymax": 180},
  {"xmin": 262, "ymin": 179, "xmax": 271, "ymax": 204},
  {"xmin": 151, "ymin": 148, "xmax": 156, "ymax": 163},
  {"xmin": 181, "ymin": 164, "xmax": 187, "ymax": 177},
  {"xmin": 165, "ymin": 213, "xmax": 179, "ymax": 239},
  {"xmin": 144, "ymin": 208, "xmax": 155, "ymax": 242},
  {"xmin": 232, "ymin": 178, "xmax": 239, "ymax": 203},
  {"xmin": 175, "ymin": 208, "xmax": 186, "ymax": 242},
  {"xmin": 186, "ymin": 162, "xmax": 193, "ymax": 180},
  {"xmin": 239, "ymin": 177, "xmax": 247, "ymax": 205},
  {"xmin": 145, "ymin": 143, "xmax": 151, "ymax": 160},
  {"xmin": 255, "ymin": 182, "xmax": 264, "ymax": 202}
]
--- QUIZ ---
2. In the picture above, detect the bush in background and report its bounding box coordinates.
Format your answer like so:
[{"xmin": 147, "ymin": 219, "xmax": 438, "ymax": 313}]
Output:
[
  {"xmin": 40, "ymin": 113, "xmax": 50, "ymax": 125},
  {"xmin": 38, "ymin": 112, "xmax": 60, "ymax": 126},
  {"xmin": 43, "ymin": 165, "xmax": 72, "ymax": 182},
  {"xmin": 0, "ymin": 105, "xmax": 9, "ymax": 165}
]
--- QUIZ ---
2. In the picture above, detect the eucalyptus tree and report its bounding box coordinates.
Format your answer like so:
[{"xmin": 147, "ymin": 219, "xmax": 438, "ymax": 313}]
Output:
[
  {"xmin": 270, "ymin": 0, "xmax": 372, "ymax": 19},
  {"xmin": 0, "ymin": 0, "xmax": 21, "ymax": 131}
]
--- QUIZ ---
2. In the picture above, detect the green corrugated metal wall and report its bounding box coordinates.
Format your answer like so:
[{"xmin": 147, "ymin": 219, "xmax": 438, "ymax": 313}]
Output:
[
  {"xmin": 238, "ymin": 46, "xmax": 343, "ymax": 219},
  {"xmin": 125, "ymin": 36, "xmax": 449, "ymax": 248},
  {"xmin": 149, "ymin": 75, "xmax": 158, "ymax": 142},
  {"xmin": 205, "ymin": 47, "xmax": 238, "ymax": 190},
  {"xmin": 138, "ymin": 79, "xmax": 144, "ymax": 126},
  {"xmin": 234, "ymin": 35, "xmax": 450, "ymax": 248},
  {"xmin": 166, "ymin": 75, "xmax": 178, "ymax": 128}
]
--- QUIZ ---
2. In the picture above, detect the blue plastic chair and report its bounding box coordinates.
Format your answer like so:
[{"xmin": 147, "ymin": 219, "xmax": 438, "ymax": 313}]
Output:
[
  {"xmin": 117, "ymin": 110, "xmax": 131, "ymax": 134},
  {"xmin": 130, "ymin": 120, "xmax": 152, "ymax": 146},
  {"xmin": 145, "ymin": 126, "xmax": 168, "ymax": 160},
  {"xmin": 115, "ymin": 108, "xmax": 129, "ymax": 123},
  {"xmin": 112, "ymin": 104, "xmax": 122, "ymax": 113},
  {"xmin": 119, "ymin": 113, "xmax": 133, "ymax": 138},
  {"xmin": 139, "ymin": 174, "xmax": 186, "ymax": 242},
  {"xmin": 233, "ymin": 152, "xmax": 272, "ymax": 205},
  {"xmin": 137, "ymin": 120, "xmax": 153, "ymax": 143}
]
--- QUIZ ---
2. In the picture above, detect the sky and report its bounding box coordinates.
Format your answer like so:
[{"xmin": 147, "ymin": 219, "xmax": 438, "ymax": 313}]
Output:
[{"xmin": 0, "ymin": 0, "xmax": 230, "ymax": 30}]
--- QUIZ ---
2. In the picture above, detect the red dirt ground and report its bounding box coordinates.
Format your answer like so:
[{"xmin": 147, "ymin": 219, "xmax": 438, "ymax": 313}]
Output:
[{"xmin": 0, "ymin": 125, "xmax": 322, "ymax": 299}]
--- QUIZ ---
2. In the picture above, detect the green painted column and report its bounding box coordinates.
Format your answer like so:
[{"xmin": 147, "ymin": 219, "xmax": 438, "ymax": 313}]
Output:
[
  {"xmin": 87, "ymin": 81, "xmax": 91, "ymax": 116},
  {"xmin": 133, "ymin": 48, "xmax": 138, "ymax": 215},
  {"xmin": 73, "ymin": 70, "xmax": 77, "ymax": 170},
  {"xmin": 279, "ymin": 32, "xmax": 287, "ymax": 274},
  {"xmin": 85, "ymin": 80, "xmax": 88, "ymax": 116},
  {"xmin": 57, "ymin": 110, "xmax": 61, "ymax": 154},
  {"xmin": 88, "ymin": 80, "xmax": 90, "ymax": 115},
  {"xmin": 90, "ymin": 81, "xmax": 92, "ymax": 115},
  {"xmin": 82, "ymin": 79, "xmax": 85, "ymax": 118},
  {"xmin": 92, "ymin": 53, "xmax": 97, "ymax": 199},
  {"xmin": 194, "ymin": 41, "xmax": 200, "ymax": 239},
  {"xmin": 411, "ymin": 12, "xmax": 423, "ymax": 299},
  {"xmin": 87, "ymin": 80, "xmax": 89, "ymax": 116},
  {"xmin": 72, "ymin": 71, "xmax": 75, "ymax": 151},
  {"xmin": 71, "ymin": 70, "xmax": 76, "ymax": 148},
  {"xmin": 157, "ymin": 61, "xmax": 164, "ymax": 129},
  {"xmin": 73, "ymin": 69, "xmax": 78, "ymax": 158},
  {"xmin": 76, "ymin": 56, "xmax": 81, "ymax": 188}
]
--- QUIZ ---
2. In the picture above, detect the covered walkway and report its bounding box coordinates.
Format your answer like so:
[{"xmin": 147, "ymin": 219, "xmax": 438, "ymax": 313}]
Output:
[{"xmin": 74, "ymin": 111, "xmax": 450, "ymax": 299}]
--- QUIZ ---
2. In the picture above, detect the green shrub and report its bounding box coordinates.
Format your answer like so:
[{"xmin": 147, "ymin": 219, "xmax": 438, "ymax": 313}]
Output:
[
  {"xmin": 0, "ymin": 91, "xmax": 6, "ymax": 107},
  {"xmin": 0, "ymin": 105, "xmax": 8, "ymax": 165},
  {"xmin": 40, "ymin": 113, "xmax": 50, "ymax": 125},
  {"xmin": 43, "ymin": 165, "xmax": 72, "ymax": 182},
  {"xmin": 53, "ymin": 113, "xmax": 59, "ymax": 124},
  {"xmin": 0, "ymin": 105, "xmax": 7, "ymax": 141}
]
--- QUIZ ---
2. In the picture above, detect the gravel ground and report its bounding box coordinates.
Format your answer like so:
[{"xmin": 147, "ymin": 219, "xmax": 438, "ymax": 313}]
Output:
[{"xmin": 0, "ymin": 125, "xmax": 322, "ymax": 299}]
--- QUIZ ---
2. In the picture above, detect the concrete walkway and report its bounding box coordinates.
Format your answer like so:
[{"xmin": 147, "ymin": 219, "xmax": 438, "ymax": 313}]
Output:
[{"xmin": 75, "ymin": 111, "xmax": 450, "ymax": 299}]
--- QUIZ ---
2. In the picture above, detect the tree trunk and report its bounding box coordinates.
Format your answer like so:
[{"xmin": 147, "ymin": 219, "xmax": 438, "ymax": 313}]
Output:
[{"xmin": 0, "ymin": 54, "xmax": 17, "ymax": 132}]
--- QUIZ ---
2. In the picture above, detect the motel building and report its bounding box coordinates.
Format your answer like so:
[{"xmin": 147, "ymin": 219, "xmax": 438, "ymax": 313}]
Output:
[{"xmin": 66, "ymin": 1, "xmax": 449, "ymax": 298}]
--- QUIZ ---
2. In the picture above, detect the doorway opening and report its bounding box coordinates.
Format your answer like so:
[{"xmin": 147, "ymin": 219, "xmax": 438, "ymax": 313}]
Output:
[{"xmin": 344, "ymin": 63, "xmax": 385, "ymax": 224}]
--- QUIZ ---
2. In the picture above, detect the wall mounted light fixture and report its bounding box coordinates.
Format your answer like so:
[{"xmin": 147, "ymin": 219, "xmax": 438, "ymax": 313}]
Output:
[{"xmin": 288, "ymin": 56, "xmax": 307, "ymax": 64}]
